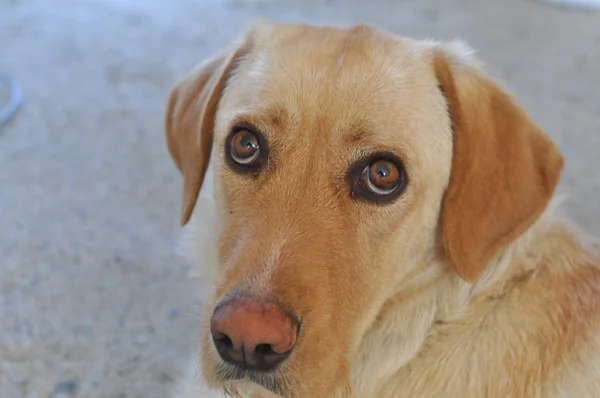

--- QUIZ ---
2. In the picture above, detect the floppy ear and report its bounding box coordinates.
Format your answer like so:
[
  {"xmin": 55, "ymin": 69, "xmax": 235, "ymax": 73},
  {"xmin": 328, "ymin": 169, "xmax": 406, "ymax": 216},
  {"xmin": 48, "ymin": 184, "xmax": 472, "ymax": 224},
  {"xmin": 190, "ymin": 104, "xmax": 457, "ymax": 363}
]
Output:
[
  {"xmin": 433, "ymin": 45, "xmax": 564, "ymax": 283},
  {"xmin": 165, "ymin": 39, "xmax": 252, "ymax": 226}
]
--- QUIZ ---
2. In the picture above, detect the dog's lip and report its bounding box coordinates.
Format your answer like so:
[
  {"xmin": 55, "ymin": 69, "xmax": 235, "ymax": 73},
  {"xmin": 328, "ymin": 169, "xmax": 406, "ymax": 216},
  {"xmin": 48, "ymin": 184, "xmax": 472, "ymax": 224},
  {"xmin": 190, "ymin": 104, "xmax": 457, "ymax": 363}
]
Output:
[
  {"xmin": 218, "ymin": 364, "xmax": 286, "ymax": 395},
  {"xmin": 246, "ymin": 372, "xmax": 286, "ymax": 396}
]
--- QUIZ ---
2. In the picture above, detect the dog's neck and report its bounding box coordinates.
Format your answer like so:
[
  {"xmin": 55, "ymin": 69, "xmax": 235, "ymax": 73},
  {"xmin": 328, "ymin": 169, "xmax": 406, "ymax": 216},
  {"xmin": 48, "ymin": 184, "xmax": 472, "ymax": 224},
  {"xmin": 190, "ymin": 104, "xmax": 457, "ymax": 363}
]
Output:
[{"xmin": 350, "ymin": 205, "xmax": 600, "ymax": 398}]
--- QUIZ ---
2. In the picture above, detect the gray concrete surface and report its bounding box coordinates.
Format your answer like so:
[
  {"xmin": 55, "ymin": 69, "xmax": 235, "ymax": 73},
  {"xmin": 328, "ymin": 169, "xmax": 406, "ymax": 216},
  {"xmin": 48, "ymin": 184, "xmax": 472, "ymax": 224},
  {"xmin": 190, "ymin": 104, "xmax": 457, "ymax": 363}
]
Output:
[{"xmin": 0, "ymin": 0, "xmax": 598, "ymax": 397}]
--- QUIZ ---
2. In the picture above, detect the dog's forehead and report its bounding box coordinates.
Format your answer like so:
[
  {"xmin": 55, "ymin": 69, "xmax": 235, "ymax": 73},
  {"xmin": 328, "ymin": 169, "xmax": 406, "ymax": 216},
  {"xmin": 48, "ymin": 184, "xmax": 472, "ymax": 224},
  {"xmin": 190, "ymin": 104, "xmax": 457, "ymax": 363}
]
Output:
[{"xmin": 241, "ymin": 23, "xmax": 427, "ymax": 98}]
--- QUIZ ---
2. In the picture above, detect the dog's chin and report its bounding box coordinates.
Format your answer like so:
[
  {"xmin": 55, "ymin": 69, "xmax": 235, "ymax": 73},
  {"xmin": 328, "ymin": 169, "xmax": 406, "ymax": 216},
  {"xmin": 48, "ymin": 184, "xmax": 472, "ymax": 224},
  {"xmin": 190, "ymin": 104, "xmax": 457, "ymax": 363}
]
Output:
[{"xmin": 214, "ymin": 363, "xmax": 288, "ymax": 397}]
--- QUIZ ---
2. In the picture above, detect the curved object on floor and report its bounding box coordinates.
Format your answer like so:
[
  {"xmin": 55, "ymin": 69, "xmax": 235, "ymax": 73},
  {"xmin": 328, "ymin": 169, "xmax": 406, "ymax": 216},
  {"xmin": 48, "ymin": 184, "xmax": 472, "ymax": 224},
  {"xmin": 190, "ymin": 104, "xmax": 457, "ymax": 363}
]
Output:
[{"xmin": 0, "ymin": 73, "xmax": 23, "ymax": 127}]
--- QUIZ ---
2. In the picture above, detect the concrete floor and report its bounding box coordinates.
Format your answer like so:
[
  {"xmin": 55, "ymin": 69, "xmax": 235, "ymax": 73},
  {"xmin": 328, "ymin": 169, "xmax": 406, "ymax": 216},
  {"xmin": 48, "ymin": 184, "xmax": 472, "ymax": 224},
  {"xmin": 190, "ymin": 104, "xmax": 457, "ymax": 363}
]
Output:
[{"xmin": 0, "ymin": 0, "xmax": 598, "ymax": 397}]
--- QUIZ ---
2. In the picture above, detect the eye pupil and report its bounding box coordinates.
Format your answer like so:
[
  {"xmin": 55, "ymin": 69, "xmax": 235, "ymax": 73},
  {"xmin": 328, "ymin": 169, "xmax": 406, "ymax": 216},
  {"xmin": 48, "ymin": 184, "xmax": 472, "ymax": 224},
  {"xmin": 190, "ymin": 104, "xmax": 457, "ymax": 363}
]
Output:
[
  {"xmin": 376, "ymin": 164, "xmax": 389, "ymax": 178},
  {"xmin": 240, "ymin": 135, "xmax": 255, "ymax": 149}
]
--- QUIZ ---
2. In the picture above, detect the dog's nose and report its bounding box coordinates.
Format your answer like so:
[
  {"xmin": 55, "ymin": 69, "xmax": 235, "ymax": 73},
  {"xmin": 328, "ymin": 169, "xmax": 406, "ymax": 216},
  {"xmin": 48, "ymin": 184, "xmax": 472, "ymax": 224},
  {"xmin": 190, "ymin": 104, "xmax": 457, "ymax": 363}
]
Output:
[{"xmin": 210, "ymin": 296, "xmax": 298, "ymax": 372}]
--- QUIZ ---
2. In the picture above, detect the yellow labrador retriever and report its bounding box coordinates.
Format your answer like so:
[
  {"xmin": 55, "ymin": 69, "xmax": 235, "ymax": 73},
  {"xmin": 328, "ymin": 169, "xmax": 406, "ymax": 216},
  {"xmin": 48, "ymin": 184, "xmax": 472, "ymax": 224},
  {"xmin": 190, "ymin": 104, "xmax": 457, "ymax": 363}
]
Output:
[{"xmin": 166, "ymin": 19, "xmax": 600, "ymax": 398}]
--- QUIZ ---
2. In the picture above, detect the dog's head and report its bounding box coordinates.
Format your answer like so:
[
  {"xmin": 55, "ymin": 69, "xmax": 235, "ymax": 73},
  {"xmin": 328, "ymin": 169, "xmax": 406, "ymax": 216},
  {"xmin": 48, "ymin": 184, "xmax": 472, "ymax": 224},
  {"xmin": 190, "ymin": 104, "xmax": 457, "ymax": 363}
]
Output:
[{"xmin": 165, "ymin": 20, "xmax": 563, "ymax": 397}]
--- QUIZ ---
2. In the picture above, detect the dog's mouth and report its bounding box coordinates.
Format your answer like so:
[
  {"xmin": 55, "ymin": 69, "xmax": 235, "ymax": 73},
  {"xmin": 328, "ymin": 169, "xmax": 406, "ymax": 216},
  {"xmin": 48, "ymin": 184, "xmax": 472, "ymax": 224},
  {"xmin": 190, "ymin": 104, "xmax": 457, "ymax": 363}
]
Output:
[{"xmin": 217, "ymin": 363, "xmax": 287, "ymax": 396}]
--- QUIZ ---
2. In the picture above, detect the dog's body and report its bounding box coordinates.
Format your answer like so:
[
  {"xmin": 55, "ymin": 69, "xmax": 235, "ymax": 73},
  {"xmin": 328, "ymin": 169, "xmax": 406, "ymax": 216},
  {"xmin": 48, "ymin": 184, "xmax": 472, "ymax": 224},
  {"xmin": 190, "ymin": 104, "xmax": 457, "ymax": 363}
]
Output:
[{"xmin": 166, "ymin": 20, "xmax": 600, "ymax": 398}]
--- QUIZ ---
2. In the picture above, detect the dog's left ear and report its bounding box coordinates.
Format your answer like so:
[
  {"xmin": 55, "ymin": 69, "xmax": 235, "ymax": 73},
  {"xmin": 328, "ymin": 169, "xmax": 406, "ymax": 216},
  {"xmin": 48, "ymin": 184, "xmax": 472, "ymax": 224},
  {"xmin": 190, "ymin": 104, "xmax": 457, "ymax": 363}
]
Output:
[
  {"xmin": 433, "ymin": 44, "xmax": 564, "ymax": 283},
  {"xmin": 165, "ymin": 36, "xmax": 253, "ymax": 226}
]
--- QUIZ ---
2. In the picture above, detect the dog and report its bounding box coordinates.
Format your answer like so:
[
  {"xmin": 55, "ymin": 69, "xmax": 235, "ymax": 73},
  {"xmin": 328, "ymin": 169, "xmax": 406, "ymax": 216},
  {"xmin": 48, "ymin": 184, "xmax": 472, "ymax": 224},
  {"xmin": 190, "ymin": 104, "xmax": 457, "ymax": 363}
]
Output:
[{"xmin": 165, "ymin": 19, "xmax": 600, "ymax": 398}]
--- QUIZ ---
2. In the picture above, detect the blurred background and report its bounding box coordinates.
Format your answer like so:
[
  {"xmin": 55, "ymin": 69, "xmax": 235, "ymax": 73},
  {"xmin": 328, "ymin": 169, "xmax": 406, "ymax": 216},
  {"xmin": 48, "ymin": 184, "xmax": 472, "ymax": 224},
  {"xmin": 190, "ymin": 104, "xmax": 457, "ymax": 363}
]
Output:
[{"xmin": 0, "ymin": 0, "xmax": 599, "ymax": 397}]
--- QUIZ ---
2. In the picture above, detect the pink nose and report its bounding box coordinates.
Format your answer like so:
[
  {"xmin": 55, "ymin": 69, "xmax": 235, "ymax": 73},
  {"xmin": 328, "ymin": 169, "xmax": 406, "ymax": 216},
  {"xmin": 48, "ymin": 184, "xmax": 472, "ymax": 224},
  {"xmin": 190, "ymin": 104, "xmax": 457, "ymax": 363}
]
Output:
[{"xmin": 210, "ymin": 296, "xmax": 298, "ymax": 372}]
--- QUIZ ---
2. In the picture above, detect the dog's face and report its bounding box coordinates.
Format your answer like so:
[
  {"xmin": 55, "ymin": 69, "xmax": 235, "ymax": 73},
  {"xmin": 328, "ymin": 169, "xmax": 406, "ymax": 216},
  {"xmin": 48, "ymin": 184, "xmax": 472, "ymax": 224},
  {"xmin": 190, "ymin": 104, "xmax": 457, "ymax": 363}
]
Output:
[{"xmin": 166, "ymin": 21, "xmax": 563, "ymax": 397}]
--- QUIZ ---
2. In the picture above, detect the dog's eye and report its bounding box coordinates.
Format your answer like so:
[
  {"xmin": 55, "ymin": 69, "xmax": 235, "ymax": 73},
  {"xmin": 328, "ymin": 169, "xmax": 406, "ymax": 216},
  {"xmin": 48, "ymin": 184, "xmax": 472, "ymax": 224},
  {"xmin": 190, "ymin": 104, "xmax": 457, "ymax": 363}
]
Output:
[
  {"xmin": 361, "ymin": 159, "xmax": 402, "ymax": 196},
  {"xmin": 229, "ymin": 129, "xmax": 261, "ymax": 166},
  {"xmin": 351, "ymin": 156, "xmax": 407, "ymax": 203}
]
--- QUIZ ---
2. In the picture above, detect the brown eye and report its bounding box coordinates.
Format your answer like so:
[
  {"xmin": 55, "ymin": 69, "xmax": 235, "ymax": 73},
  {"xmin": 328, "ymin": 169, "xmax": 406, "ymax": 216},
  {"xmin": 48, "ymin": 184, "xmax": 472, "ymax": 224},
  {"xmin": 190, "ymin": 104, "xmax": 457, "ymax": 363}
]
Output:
[
  {"xmin": 349, "ymin": 153, "xmax": 407, "ymax": 204},
  {"xmin": 361, "ymin": 159, "xmax": 402, "ymax": 196},
  {"xmin": 229, "ymin": 129, "xmax": 260, "ymax": 166}
]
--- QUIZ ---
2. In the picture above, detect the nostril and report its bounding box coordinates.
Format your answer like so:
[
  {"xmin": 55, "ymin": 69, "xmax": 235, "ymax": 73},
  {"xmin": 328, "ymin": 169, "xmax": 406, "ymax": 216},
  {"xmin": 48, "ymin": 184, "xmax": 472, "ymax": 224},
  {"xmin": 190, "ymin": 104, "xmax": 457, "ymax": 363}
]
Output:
[
  {"xmin": 213, "ymin": 333, "xmax": 233, "ymax": 349},
  {"xmin": 254, "ymin": 343, "xmax": 276, "ymax": 356}
]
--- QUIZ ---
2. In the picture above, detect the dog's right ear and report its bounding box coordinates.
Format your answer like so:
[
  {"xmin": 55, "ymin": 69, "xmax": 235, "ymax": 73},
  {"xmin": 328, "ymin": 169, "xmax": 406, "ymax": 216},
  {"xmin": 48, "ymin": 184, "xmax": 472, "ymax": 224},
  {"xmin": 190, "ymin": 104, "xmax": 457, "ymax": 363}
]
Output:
[
  {"xmin": 433, "ymin": 43, "xmax": 564, "ymax": 283},
  {"xmin": 165, "ymin": 36, "xmax": 253, "ymax": 226}
]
